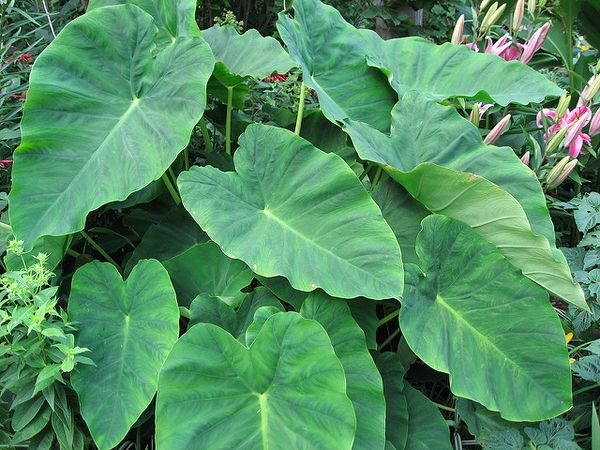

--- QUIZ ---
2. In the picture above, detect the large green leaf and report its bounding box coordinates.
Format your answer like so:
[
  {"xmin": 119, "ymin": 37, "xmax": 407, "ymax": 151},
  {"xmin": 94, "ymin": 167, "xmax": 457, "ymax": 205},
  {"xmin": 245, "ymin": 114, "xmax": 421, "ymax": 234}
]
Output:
[
  {"xmin": 400, "ymin": 215, "xmax": 572, "ymax": 421},
  {"xmin": 385, "ymin": 163, "xmax": 585, "ymax": 309},
  {"xmin": 162, "ymin": 241, "xmax": 254, "ymax": 307},
  {"xmin": 344, "ymin": 93, "xmax": 585, "ymax": 307},
  {"xmin": 277, "ymin": 0, "xmax": 397, "ymax": 132},
  {"xmin": 156, "ymin": 312, "xmax": 356, "ymax": 449},
  {"xmin": 178, "ymin": 123, "xmax": 403, "ymax": 300},
  {"xmin": 9, "ymin": 4, "xmax": 214, "ymax": 249},
  {"xmin": 69, "ymin": 259, "xmax": 179, "ymax": 450},
  {"xmin": 301, "ymin": 292, "xmax": 385, "ymax": 450},
  {"xmin": 362, "ymin": 35, "xmax": 564, "ymax": 105}
]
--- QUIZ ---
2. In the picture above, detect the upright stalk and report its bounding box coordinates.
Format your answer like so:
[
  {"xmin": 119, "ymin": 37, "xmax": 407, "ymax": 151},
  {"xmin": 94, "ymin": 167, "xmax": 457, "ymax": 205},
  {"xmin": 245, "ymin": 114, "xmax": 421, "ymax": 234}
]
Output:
[
  {"xmin": 199, "ymin": 117, "xmax": 214, "ymax": 153},
  {"xmin": 161, "ymin": 172, "xmax": 181, "ymax": 206},
  {"xmin": 226, "ymin": 85, "xmax": 234, "ymax": 155},
  {"xmin": 294, "ymin": 81, "xmax": 307, "ymax": 136},
  {"xmin": 80, "ymin": 231, "xmax": 120, "ymax": 271}
]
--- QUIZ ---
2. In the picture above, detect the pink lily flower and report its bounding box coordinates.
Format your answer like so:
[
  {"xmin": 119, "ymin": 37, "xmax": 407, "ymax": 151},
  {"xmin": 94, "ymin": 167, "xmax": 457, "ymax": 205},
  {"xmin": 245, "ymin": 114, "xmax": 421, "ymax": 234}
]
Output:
[
  {"xmin": 589, "ymin": 108, "xmax": 600, "ymax": 137},
  {"xmin": 536, "ymin": 103, "xmax": 593, "ymax": 158},
  {"xmin": 469, "ymin": 102, "xmax": 493, "ymax": 122},
  {"xmin": 485, "ymin": 34, "xmax": 523, "ymax": 61},
  {"xmin": 520, "ymin": 22, "xmax": 551, "ymax": 64}
]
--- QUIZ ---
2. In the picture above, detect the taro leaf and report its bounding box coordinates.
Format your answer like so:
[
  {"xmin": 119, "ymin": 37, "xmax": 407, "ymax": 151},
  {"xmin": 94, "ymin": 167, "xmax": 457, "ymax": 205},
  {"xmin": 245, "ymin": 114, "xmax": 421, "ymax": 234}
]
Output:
[
  {"xmin": 363, "ymin": 35, "xmax": 564, "ymax": 105},
  {"xmin": 344, "ymin": 93, "xmax": 585, "ymax": 308},
  {"xmin": 87, "ymin": 0, "xmax": 200, "ymax": 42},
  {"xmin": 346, "ymin": 298, "xmax": 379, "ymax": 350},
  {"xmin": 244, "ymin": 306, "xmax": 282, "ymax": 347},
  {"xmin": 400, "ymin": 215, "xmax": 572, "ymax": 421},
  {"xmin": 69, "ymin": 259, "xmax": 179, "ymax": 450},
  {"xmin": 161, "ymin": 241, "xmax": 254, "ymax": 307},
  {"xmin": 155, "ymin": 312, "xmax": 356, "ymax": 449},
  {"xmin": 371, "ymin": 177, "xmax": 429, "ymax": 266},
  {"xmin": 234, "ymin": 287, "xmax": 284, "ymax": 339},
  {"xmin": 403, "ymin": 382, "xmax": 453, "ymax": 450},
  {"xmin": 301, "ymin": 292, "xmax": 385, "ymax": 450},
  {"xmin": 277, "ymin": 0, "xmax": 397, "ymax": 132},
  {"xmin": 456, "ymin": 398, "xmax": 532, "ymax": 440},
  {"xmin": 202, "ymin": 25, "xmax": 296, "ymax": 108},
  {"xmin": 256, "ymin": 274, "xmax": 309, "ymax": 311},
  {"xmin": 387, "ymin": 163, "xmax": 585, "ymax": 309},
  {"xmin": 9, "ymin": 4, "xmax": 214, "ymax": 250},
  {"xmin": 202, "ymin": 25, "xmax": 296, "ymax": 79},
  {"xmin": 178, "ymin": 123, "xmax": 403, "ymax": 300},
  {"xmin": 189, "ymin": 293, "xmax": 237, "ymax": 333},
  {"xmin": 374, "ymin": 352, "xmax": 409, "ymax": 450},
  {"xmin": 124, "ymin": 205, "xmax": 209, "ymax": 275}
]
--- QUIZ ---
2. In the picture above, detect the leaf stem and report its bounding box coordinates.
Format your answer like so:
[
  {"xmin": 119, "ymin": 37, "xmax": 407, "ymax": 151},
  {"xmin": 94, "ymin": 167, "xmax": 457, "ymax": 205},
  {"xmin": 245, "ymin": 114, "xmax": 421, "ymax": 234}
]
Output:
[
  {"xmin": 432, "ymin": 402, "xmax": 456, "ymax": 413},
  {"xmin": 377, "ymin": 308, "xmax": 400, "ymax": 326},
  {"xmin": 377, "ymin": 327, "xmax": 400, "ymax": 351},
  {"xmin": 369, "ymin": 166, "xmax": 383, "ymax": 192},
  {"xmin": 161, "ymin": 173, "xmax": 181, "ymax": 206},
  {"xmin": 226, "ymin": 86, "xmax": 234, "ymax": 155},
  {"xmin": 294, "ymin": 81, "xmax": 307, "ymax": 136},
  {"xmin": 199, "ymin": 117, "xmax": 214, "ymax": 153},
  {"xmin": 79, "ymin": 231, "xmax": 120, "ymax": 272},
  {"xmin": 183, "ymin": 147, "xmax": 190, "ymax": 171},
  {"xmin": 0, "ymin": 222, "xmax": 11, "ymax": 231},
  {"xmin": 358, "ymin": 163, "xmax": 374, "ymax": 181}
]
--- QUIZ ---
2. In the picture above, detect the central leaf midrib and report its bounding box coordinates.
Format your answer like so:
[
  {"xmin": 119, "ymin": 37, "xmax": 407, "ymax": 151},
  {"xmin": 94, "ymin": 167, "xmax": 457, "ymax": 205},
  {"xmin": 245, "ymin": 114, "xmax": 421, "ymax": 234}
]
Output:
[{"xmin": 262, "ymin": 208, "xmax": 394, "ymax": 284}]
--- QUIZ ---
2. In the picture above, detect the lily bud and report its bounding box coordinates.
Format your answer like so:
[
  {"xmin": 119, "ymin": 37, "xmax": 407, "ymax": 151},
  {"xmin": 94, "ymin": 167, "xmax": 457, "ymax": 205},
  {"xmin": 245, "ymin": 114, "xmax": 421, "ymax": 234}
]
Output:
[
  {"xmin": 512, "ymin": 0, "xmax": 524, "ymax": 32},
  {"xmin": 520, "ymin": 151, "xmax": 530, "ymax": 166},
  {"xmin": 482, "ymin": 3, "xmax": 507, "ymax": 31},
  {"xmin": 582, "ymin": 74, "xmax": 600, "ymax": 104},
  {"xmin": 546, "ymin": 156, "xmax": 577, "ymax": 189},
  {"xmin": 480, "ymin": 2, "xmax": 499, "ymax": 29},
  {"xmin": 545, "ymin": 126, "xmax": 569, "ymax": 155},
  {"xmin": 470, "ymin": 103, "xmax": 480, "ymax": 125},
  {"xmin": 519, "ymin": 22, "xmax": 551, "ymax": 64},
  {"xmin": 596, "ymin": 59, "xmax": 600, "ymax": 74},
  {"xmin": 539, "ymin": 0, "xmax": 547, "ymax": 8},
  {"xmin": 555, "ymin": 93, "xmax": 571, "ymax": 121},
  {"xmin": 452, "ymin": 14, "xmax": 465, "ymax": 45},
  {"xmin": 590, "ymin": 108, "xmax": 600, "ymax": 137},
  {"xmin": 528, "ymin": 0, "xmax": 536, "ymax": 13},
  {"xmin": 480, "ymin": 0, "xmax": 491, "ymax": 11},
  {"xmin": 484, "ymin": 114, "xmax": 511, "ymax": 145}
]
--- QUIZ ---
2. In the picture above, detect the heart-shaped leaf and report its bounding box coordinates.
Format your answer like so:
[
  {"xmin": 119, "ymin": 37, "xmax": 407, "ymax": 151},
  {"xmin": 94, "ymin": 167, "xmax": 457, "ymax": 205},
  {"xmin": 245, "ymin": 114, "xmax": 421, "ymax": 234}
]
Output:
[
  {"xmin": 301, "ymin": 292, "xmax": 385, "ymax": 450},
  {"xmin": 156, "ymin": 311, "xmax": 356, "ymax": 449},
  {"xmin": 69, "ymin": 259, "xmax": 180, "ymax": 450},
  {"xmin": 9, "ymin": 4, "xmax": 214, "ymax": 249},
  {"xmin": 400, "ymin": 215, "xmax": 572, "ymax": 421},
  {"xmin": 178, "ymin": 123, "xmax": 403, "ymax": 300}
]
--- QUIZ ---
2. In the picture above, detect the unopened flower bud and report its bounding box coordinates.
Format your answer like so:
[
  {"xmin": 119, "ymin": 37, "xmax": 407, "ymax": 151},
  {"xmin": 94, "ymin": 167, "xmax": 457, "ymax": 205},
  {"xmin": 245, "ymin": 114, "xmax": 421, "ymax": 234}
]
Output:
[
  {"xmin": 538, "ymin": 0, "xmax": 547, "ymax": 8},
  {"xmin": 564, "ymin": 110, "xmax": 592, "ymax": 149},
  {"xmin": 520, "ymin": 151, "xmax": 530, "ymax": 166},
  {"xmin": 555, "ymin": 94, "xmax": 571, "ymax": 121},
  {"xmin": 590, "ymin": 108, "xmax": 600, "ymax": 137},
  {"xmin": 484, "ymin": 114, "xmax": 511, "ymax": 145},
  {"xmin": 512, "ymin": 0, "xmax": 524, "ymax": 32},
  {"xmin": 546, "ymin": 156, "xmax": 577, "ymax": 188},
  {"xmin": 528, "ymin": 0, "xmax": 536, "ymax": 13},
  {"xmin": 480, "ymin": 2, "xmax": 499, "ymax": 29},
  {"xmin": 480, "ymin": 0, "xmax": 491, "ymax": 11},
  {"xmin": 520, "ymin": 22, "xmax": 551, "ymax": 64},
  {"xmin": 596, "ymin": 59, "xmax": 600, "ymax": 74},
  {"xmin": 545, "ymin": 126, "xmax": 569, "ymax": 155},
  {"xmin": 582, "ymin": 74, "xmax": 600, "ymax": 104},
  {"xmin": 452, "ymin": 14, "xmax": 465, "ymax": 45},
  {"xmin": 470, "ymin": 103, "xmax": 480, "ymax": 125}
]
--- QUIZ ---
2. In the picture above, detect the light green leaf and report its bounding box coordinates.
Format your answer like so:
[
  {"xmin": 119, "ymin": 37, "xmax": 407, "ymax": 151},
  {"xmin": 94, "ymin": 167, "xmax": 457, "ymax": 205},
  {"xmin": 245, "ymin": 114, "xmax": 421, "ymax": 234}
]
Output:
[
  {"xmin": 363, "ymin": 35, "xmax": 564, "ymax": 105},
  {"xmin": 234, "ymin": 287, "xmax": 284, "ymax": 339},
  {"xmin": 156, "ymin": 312, "xmax": 356, "ymax": 449},
  {"xmin": 69, "ymin": 260, "xmax": 180, "ymax": 450},
  {"xmin": 301, "ymin": 292, "xmax": 386, "ymax": 450},
  {"xmin": 400, "ymin": 215, "xmax": 572, "ymax": 421},
  {"xmin": 10, "ymin": 4, "xmax": 214, "ymax": 249},
  {"xmin": 178, "ymin": 123, "xmax": 403, "ymax": 300}
]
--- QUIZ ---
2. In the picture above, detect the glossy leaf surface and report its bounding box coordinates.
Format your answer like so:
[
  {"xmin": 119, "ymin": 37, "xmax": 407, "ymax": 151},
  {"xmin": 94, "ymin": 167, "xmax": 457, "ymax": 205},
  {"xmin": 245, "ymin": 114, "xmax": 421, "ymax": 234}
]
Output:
[
  {"xmin": 178, "ymin": 123, "xmax": 403, "ymax": 300},
  {"xmin": 156, "ymin": 312, "xmax": 356, "ymax": 449},
  {"xmin": 401, "ymin": 215, "xmax": 572, "ymax": 421},
  {"xmin": 9, "ymin": 4, "xmax": 214, "ymax": 248},
  {"xmin": 69, "ymin": 260, "xmax": 179, "ymax": 449}
]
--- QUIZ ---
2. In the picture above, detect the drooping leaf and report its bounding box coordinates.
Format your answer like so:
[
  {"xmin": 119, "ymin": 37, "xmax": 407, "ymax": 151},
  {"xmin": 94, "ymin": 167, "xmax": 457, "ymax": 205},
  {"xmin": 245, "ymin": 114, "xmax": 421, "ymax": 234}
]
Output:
[
  {"xmin": 277, "ymin": 0, "xmax": 397, "ymax": 132},
  {"xmin": 402, "ymin": 382, "xmax": 453, "ymax": 450},
  {"xmin": 178, "ymin": 123, "xmax": 403, "ymax": 300},
  {"xmin": 156, "ymin": 312, "xmax": 356, "ymax": 449},
  {"xmin": 10, "ymin": 4, "xmax": 214, "ymax": 249},
  {"xmin": 161, "ymin": 241, "xmax": 254, "ymax": 307},
  {"xmin": 456, "ymin": 398, "xmax": 532, "ymax": 440},
  {"xmin": 400, "ymin": 215, "xmax": 572, "ymax": 421},
  {"xmin": 378, "ymin": 163, "xmax": 585, "ymax": 308},
  {"xmin": 363, "ymin": 35, "xmax": 563, "ymax": 105},
  {"xmin": 256, "ymin": 274, "xmax": 309, "ymax": 310},
  {"xmin": 301, "ymin": 292, "xmax": 385, "ymax": 450},
  {"xmin": 69, "ymin": 260, "xmax": 180, "ymax": 450}
]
